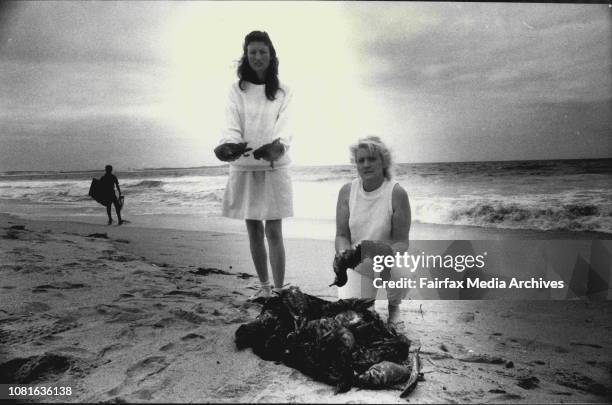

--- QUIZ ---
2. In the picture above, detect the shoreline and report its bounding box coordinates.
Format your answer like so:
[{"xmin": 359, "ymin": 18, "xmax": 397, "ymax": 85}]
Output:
[{"xmin": 2, "ymin": 199, "xmax": 611, "ymax": 241}]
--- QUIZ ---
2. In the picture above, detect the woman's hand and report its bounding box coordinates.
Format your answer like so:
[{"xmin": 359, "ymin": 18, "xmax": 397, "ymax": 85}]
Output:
[
  {"xmin": 214, "ymin": 142, "xmax": 252, "ymax": 162},
  {"xmin": 253, "ymin": 138, "xmax": 285, "ymax": 163},
  {"xmin": 330, "ymin": 245, "xmax": 362, "ymax": 287}
]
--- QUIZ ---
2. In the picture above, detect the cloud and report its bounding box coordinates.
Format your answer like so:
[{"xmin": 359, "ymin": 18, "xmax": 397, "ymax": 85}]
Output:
[
  {"xmin": 0, "ymin": 2, "xmax": 177, "ymax": 64},
  {"xmin": 346, "ymin": 3, "xmax": 611, "ymax": 104},
  {"xmin": 0, "ymin": 2, "xmax": 609, "ymax": 169},
  {"xmin": 0, "ymin": 58, "xmax": 173, "ymax": 121},
  {"xmin": 0, "ymin": 114, "xmax": 197, "ymax": 171}
]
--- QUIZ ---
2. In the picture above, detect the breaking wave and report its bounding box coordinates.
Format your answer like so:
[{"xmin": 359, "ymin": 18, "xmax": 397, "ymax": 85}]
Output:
[
  {"xmin": 2, "ymin": 159, "xmax": 610, "ymax": 235},
  {"xmin": 412, "ymin": 199, "xmax": 612, "ymax": 234},
  {"xmin": 127, "ymin": 180, "xmax": 165, "ymax": 189}
]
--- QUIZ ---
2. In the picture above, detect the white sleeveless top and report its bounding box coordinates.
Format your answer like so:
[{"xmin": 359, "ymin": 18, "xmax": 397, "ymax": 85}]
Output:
[
  {"xmin": 348, "ymin": 178, "xmax": 396, "ymax": 245},
  {"xmin": 348, "ymin": 178, "xmax": 397, "ymax": 278}
]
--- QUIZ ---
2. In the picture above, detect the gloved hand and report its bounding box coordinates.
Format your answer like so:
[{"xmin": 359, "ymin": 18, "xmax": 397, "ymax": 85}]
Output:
[
  {"xmin": 329, "ymin": 244, "xmax": 362, "ymax": 287},
  {"xmin": 214, "ymin": 142, "xmax": 252, "ymax": 162},
  {"xmin": 253, "ymin": 138, "xmax": 285, "ymax": 167}
]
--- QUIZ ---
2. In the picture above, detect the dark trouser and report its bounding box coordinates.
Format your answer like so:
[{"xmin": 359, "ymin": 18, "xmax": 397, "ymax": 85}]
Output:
[{"xmin": 106, "ymin": 195, "xmax": 122, "ymax": 222}]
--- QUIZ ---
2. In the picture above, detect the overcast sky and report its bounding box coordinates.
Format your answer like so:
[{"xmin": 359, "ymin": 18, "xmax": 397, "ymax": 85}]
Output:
[{"xmin": 0, "ymin": 1, "xmax": 610, "ymax": 171}]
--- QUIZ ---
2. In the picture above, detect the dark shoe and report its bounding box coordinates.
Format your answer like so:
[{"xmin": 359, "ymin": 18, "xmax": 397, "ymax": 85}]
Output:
[
  {"xmin": 107, "ymin": 219, "xmax": 113, "ymax": 225},
  {"xmin": 118, "ymin": 220, "xmax": 124, "ymax": 226}
]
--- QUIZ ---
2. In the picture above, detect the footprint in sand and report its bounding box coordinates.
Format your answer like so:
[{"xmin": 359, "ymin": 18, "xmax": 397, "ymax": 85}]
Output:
[
  {"xmin": 97, "ymin": 343, "xmax": 134, "ymax": 359},
  {"xmin": 0, "ymin": 264, "xmax": 22, "ymax": 272},
  {"xmin": 496, "ymin": 393, "xmax": 524, "ymax": 400},
  {"xmin": 23, "ymin": 302, "xmax": 51, "ymax": 312},
  {"xmin": 201, "ymin": 304, "xmax": 251, "ymax": 325},
  {"xmin": 32, "ymin": 282, "xmax": 88, "ymax": 293},
  {"xmin": 87, "ymin": 233, "xmax": 108, "ymax": 239},
  {"xmin": 164, "ymin": 290, "xmax": 202, "ymax": 298},
  {"xmin": 101, "ymin": 254, "xmax": 138, "ymax": 262},
  {"xmin": 126, "ymin": 356, "xmax": 170, "ymax": 381},
  {"xmin": 95, "ymin": 304, "xmax": 149, "ymax": 324},
  {"xmin": 554, "ymin": 370, "xmax": 609, "ymax": 397},
  {"xmin": 159, "ymin": 333, "xmax": 213, "ymax": 354},
  {"xmin": 106, "ymin": 356, "xmax": 170, "ymax": 396},
  {"xmin": 504, "ymin": 336, "xmax": 570, "ymax": 354},
  {"xmin": 569, "ymin": 341, "xmax": 604, "ymax": 349},
  {"xmin": 17, "ymin": 264, "xmax": 52, "ymax": 274},
  {"xmin": 170, "ymin": 308, "xmax": 206, "ymax": 324},
  {"xmin": 112, "ymin": 376, "xmax": 173, "ymax": 402},
  {"xmin": 114, "ymin": 326, "xmax": 136, "ymax": 340},
  {"xmin": 0, "ymin": 319, "xmax": 78, "ymax": 345},
  {"xmin": 0, "ymin": 354, "xmax": 73, "ymax": 384},
  {"xmin": 214, "ymin": 383, "xmax": 253, "ymax": 398},
  {"xmin": 456, "ymin": 312, "xmax": 475, "ymax": 322}
]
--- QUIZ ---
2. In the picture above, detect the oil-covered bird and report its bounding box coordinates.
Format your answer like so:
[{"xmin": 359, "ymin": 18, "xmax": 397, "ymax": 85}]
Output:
[
  {"xmin": 214, "ymin": 142, "xmax": 253, "ymax": 162},
  {"xmin": 235, "ymin": 286, "xmax": 420, "ymax": 395},
  {"xmin": 330, "ymin": 244, "xmax": 362, "ymax": 287},
  {"xmin": 252, "ymin": 138, "xmax": 285, "ymax": 168}
]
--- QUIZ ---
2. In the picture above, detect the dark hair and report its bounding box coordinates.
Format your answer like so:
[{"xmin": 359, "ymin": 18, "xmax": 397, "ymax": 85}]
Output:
[
  {"xmin": 237, "ymin": 31, "xmax": 280, "ymax": 101},
  {"xmin": 105, "ymin": 165, "xmax": 112, "ymax": 173}
]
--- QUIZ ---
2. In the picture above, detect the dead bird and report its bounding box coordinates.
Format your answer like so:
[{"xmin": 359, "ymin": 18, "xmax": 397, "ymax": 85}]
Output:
[
  {"xmin": 214, "ymin": 142, "xmax": 252, "ymax": 162},
  {"xmin": 330, "ymin": 244, "xmax": 362, "ymax": 287},
  {"xmin": 351, "ymin": 335, "xmax": 411, "ymax": 374},
  {"xmin": 252, "ymin": 138, "xmax": 285, "ymax": 168},
  {"xmin": 356, "ymin": 361, "xmax": 412, "ymax": 388},
  {"xmin": 236, "ymin": 286, "xmax": 329, "ymax": 359},
  {"xmin": 400, "ymin": 348, "xmax": 422, "ymax": 397},
  {"xmin": 235, "ymin": 286, "xmax": 416, "ymax": 395},
  {"xmin": 235, "ymin": 296, "xmax": 295, "ymax": 360}
]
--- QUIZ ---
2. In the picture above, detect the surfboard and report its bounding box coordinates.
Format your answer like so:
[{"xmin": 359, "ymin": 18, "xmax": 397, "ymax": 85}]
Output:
[{"xmin": 88, "ymin": 178, "xmax": 111, "ymax": 206}]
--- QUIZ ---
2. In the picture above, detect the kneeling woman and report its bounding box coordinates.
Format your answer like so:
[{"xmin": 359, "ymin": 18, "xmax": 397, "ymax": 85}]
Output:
[{"xmin": 334, "ymin": 136, "xmax": 411, "ymax": 326}]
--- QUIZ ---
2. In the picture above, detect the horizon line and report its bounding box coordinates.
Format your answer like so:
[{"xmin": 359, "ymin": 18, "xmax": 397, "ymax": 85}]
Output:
[{"xmin": 2, "ymin": 156, "xmax": 611, "ymax": 176}]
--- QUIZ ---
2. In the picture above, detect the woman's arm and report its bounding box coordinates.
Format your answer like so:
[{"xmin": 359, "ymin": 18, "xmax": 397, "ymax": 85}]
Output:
[
  {"xmin": 335, "ymin": 182, "xmax": 352, "ymax": 253},
  {"xmin": 219, "ymin": 85, "xmax": 243, "ymax": 144},
  {"xmin": 390, "ymin": 183, "xmax": 411, "ymax": 254},
  {"xmin": 272, "ymin": 86, "xmax": 293, "ymax": 150}
]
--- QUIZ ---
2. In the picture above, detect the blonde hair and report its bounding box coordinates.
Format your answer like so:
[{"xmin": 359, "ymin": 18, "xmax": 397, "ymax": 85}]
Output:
[{"xmin": 349, "ymin": 136, "xmax": 393, "ymax": 180}]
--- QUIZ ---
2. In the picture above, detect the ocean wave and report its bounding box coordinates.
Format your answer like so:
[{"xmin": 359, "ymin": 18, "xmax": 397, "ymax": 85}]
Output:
[
  {"xmin": 2, "ymin": 160, "xmax": 610, "ymax": 235},
  {"xmin": 128, "ymin": 180, "xmax": 165, "ymax": 189},
  {"xmin": 415, "ymin": 200, "xmax": 612, "ymax": 234},
  {"xmin": 200, "ymin": 190, "xmax": 223, "ymax": 203},
  {"xmin": 157, "ymin": 190, "xmax": 223, "ymax": 205}
]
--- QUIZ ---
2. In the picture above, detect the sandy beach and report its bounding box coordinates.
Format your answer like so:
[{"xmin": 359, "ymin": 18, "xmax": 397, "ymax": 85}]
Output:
[
  {"xmin": 1, "ymin": 212, "xmax": 611, "ymax": 403},
  {"xmin": 2, "ymin": 1, "xmax": 611, "ymax": 403}
]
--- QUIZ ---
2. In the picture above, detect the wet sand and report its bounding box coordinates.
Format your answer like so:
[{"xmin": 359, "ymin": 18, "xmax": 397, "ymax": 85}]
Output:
[{"xmin": 1, "ymin": 213, "xmax": 611, "ymax": 403}]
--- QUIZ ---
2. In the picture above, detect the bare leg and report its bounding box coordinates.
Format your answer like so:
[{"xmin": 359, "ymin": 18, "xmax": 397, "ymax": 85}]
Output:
[
  {"xmin": 114, "ymin": 199, "xmax": 123, "ymax": 223},
  {"xmin": 388, "ymin": 301, "xmax": 401, "ymax": 325},
  {"xmin": 106, "ymin": 203, "xmax": 112, "ymax": 224},
  {"xmin": 387, "ymin": 268, "xmax": 408, "ymax": 326},
  {"xmin": 246, "ymin": 220, "xmax": 269, "ymax": 284},
  {"xmin": 265, "ymin": 220, "xmax": 285, "ymax": 289}
]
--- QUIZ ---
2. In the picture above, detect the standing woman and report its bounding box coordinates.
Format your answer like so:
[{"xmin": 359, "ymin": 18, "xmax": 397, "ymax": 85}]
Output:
[
  {"xmin": 215, "ymin": 31, "xmax": 293, "ymax": 300},
  {"xmin": 334, "ymin": 136, "xmax": 411, "ymax": 326}
]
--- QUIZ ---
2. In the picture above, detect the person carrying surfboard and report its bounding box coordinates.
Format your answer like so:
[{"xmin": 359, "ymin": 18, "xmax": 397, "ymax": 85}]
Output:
[{"xmin": 100, "ymin": 165, "xmax": 124, "ymax": 225}]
